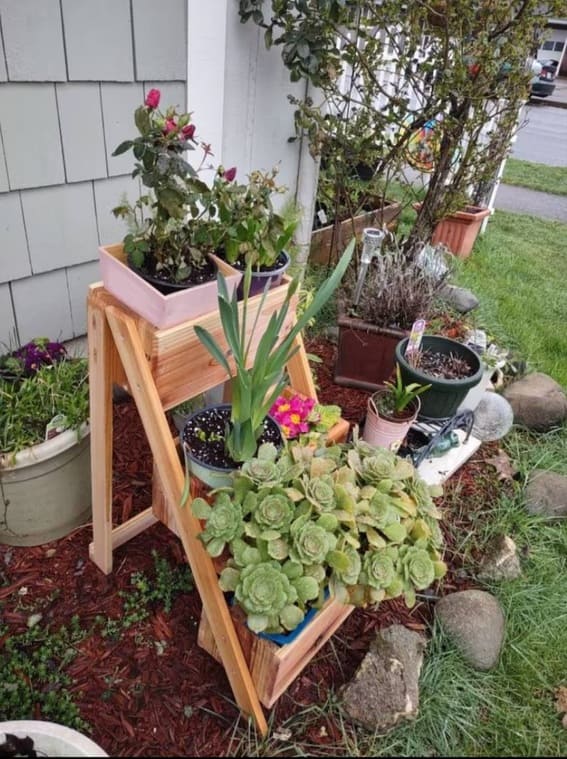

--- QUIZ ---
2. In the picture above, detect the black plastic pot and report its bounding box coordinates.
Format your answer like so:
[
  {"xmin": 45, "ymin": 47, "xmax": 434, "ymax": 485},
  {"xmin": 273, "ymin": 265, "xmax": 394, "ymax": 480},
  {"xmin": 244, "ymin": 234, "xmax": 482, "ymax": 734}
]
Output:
[
  {"xmin": 395, "ymin": 335, "xmax": 483, "ymax": 420},
  {"xmin": 127, "ymin": 255, "xmax": 217, "ymax": 295}
]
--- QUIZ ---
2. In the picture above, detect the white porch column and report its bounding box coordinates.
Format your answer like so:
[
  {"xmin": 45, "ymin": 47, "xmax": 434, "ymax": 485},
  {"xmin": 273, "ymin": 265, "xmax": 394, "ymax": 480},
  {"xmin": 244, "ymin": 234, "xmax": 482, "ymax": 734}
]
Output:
[{"xmin": 186, "ymin": 0, "xmax": 318, "ymax": 258}]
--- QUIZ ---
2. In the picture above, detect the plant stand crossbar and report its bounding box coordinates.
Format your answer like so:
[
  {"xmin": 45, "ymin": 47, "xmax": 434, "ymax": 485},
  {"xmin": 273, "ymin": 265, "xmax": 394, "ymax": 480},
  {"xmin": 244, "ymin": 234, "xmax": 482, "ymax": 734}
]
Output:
[{"xmin": 86, "ymin": 280, "xmax": 350, "ymax": 737}]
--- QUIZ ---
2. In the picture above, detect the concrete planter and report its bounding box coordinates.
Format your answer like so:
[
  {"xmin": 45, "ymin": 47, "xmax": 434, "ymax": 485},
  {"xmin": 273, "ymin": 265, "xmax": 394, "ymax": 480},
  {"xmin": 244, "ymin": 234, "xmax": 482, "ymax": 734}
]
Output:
[
  {"xmin": 99, "ymin": 243, "xmax": 242, "ymax": 329},
  {"xmin": 0, "ymin": 424, "xmax": 91, "ymax": 546},
  {"xmin": 0, "ymin": 720, "xmax": 107, "ymax": 757}
]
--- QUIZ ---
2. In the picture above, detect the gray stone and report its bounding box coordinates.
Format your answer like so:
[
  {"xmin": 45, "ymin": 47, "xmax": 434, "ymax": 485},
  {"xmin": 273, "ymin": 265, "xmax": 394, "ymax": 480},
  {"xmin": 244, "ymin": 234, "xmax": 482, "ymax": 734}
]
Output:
[
  {"xmin": 472, "ymin": 392, "xmax": 514, "ymax": 441},
  {"xmin": 341, "ymin": 625, "xmax": 426, "ymax": 732},
  {"xmin": 440, "ymin": 284, "xmax": 480, "ymax": 314},
  {"xmin": 525, "ymin": 470, "xmax": 567, "ymax": 521},
  {"xmin": 322, "ymin": 325, "xmax": 339, "ymax": 343},
  {"xmin": 503, "ymin": 373, "xmax": 567, "ymax": 432},
  {"xmin": 435, "ymin": 590, "xmax": 505, "ymax": 671},
  {"xmin": 477, "ymin": 535, "xmax": 522, "ymax": 582}
]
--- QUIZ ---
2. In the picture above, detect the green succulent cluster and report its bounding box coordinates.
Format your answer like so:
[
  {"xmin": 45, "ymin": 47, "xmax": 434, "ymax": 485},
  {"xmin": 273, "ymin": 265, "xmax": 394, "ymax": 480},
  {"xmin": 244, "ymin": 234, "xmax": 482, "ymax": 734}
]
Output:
[{"xmin": 193, "ymin": 437, "xmax": 447, "ymax": 634}]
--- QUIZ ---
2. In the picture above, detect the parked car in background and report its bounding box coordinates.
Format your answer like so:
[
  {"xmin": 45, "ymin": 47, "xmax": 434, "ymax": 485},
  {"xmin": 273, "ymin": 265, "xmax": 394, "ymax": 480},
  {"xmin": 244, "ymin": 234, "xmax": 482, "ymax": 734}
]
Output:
[{"xmin": 530, "ymin": 59, "xmax": 557, "ymax": 98}]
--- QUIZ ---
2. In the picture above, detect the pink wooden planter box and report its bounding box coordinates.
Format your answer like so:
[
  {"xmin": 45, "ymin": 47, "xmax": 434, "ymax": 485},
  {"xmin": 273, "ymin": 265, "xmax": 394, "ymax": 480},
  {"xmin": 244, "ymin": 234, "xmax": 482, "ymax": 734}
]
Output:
[{"xmin": 99, "ymin": 244, "xmax": 242, "ymax": 329}]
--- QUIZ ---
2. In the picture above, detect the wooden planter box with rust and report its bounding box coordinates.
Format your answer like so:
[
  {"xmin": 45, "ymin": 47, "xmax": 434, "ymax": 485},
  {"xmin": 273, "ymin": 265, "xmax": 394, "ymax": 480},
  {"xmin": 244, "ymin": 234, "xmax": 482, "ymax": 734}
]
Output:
[{"xmin": 309, "ymin": 199, "xmax": 402, "ymax": 266}]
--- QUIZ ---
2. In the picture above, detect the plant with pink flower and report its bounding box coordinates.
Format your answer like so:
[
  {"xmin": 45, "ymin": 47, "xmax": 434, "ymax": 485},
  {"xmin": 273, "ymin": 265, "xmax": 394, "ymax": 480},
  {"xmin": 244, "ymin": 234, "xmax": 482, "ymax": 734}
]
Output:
[
  {"xmin": 269, "ymin": 394, "xmax": 340, "ymax": 440},
  {"xmin": 111, "ymin": 89, "xmax": 297, "ymax": 287}
]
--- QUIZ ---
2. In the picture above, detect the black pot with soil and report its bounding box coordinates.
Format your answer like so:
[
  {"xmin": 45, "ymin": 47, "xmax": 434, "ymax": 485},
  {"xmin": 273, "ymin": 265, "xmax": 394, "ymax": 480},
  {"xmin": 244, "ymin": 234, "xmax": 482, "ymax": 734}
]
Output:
[
  {"xmin": 127, "ymin": 252, "xmax": 217, "ymax": 295},
  {"xmin": 395, "ymin": 335, "xmax": 483, "ymax": 420},
  {"xmin": 182, "ymin": 403, "xmax": 283, "ymax": 488}
]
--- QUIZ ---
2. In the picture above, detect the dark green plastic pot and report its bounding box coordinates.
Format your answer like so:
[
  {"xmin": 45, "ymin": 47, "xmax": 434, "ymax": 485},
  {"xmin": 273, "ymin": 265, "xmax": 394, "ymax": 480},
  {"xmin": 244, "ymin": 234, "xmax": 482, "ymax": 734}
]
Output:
[{"xmin": 395, "ymin": 335, "xmax": 483, "ymax": 420}]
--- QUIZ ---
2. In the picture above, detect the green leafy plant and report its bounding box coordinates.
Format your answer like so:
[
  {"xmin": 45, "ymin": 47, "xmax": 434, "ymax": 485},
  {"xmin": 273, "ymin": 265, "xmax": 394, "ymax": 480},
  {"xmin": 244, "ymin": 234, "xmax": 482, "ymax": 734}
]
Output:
[
  {"xmin": 192, "ymin": 239, "xmax": 354, "ymax": 463},
  {"xmin": 240, "ymin": 1, "xmax": 564, "ymax": 259},
  {"xmin": 0, "ymin": 347, "xmax": 89, "ymax": 457},
  {"xmin": 373, "ymin": 363, "xmax": 431, "ymax": 418},
  {"xmin": 194, "ymin": 433, "xmax": 446, "ymax": 634},
  {"xmin": 113, "ymin": 89, "xmax": 298, "ymax": 283}
]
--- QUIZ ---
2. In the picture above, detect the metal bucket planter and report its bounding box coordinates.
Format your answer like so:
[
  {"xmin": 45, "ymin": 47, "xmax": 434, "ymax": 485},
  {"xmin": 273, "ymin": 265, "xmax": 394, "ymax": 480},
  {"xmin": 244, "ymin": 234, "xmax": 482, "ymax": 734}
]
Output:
[
  {"xmin": 395, "ymin": 336, "xmax": 483, "ymax": 420},
  {"xmin": 0, "ymin": 424, "xmax": 91, "ymax": 547},
  {"xmin": 0, "ymin": 720, "xmax": 107, "ymax": 757},
  {"xmin": 363, "ymin": 393, "xmax": 420, "ymax": 452}
]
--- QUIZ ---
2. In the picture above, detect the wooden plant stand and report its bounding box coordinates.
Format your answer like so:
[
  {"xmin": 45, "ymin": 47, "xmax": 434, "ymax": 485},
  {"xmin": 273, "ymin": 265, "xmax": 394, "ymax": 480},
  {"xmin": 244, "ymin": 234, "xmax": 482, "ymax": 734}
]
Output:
[{"xmin": 87, "ymin": 279, "xmax": 351, "ymax": 736}]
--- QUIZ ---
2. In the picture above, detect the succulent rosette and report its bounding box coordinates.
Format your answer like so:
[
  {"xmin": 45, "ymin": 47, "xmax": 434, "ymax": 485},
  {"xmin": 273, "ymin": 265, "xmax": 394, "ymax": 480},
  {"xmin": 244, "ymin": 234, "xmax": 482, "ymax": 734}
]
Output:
[
  {"xmin": 300, "ymin": 474, "xmax": 337, "ymax": 512},
  {"xmin": 192, "ymin": 493, "xmax": 244, "ymax": 556},
  {"xmin": 291, "ymin": 521, "xmax": 337, "ymax": 566},
  {"xmin": 361, "ymin": 548, "xmax": 397, "ymax": 591},
  {"xmin": 253, "ymin": 492, "xmax": 295, "ymax": 534},
  {"xmin": 239, "ymin": 443, "xmax": 283, "ymax": 487}
]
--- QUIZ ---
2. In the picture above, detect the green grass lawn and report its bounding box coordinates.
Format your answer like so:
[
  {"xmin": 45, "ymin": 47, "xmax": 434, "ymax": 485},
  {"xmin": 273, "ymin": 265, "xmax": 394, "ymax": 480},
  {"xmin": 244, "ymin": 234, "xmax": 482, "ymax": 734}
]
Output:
[
  {"xmin": 457, "ymin": 210, "xmax": 567, "ymax": 386},
  {"xmin": 233, "ymin": 209, "xmax": 567, "ymax": 757},
  {"xmin": 502, "ymin": 157, "xmax": 567, "ymax": 197}
]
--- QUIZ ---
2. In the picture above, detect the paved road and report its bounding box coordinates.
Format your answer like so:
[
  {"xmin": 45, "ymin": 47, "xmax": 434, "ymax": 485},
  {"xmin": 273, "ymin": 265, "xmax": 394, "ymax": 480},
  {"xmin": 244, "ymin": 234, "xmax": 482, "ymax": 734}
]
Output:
[
  {"xmin": 494, "ymin": 183, "xmax": 567, "ymax": 222},
  {"xmin": 512, "ymin": 104, "xmax": 567, "ymax": 166}
]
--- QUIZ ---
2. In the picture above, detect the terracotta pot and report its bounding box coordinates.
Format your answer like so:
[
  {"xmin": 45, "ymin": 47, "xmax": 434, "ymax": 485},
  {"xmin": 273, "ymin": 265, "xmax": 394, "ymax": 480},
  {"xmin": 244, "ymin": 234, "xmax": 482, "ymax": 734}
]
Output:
[
  {"xmin": 310, "ymin": 199, "xmax": 401, "ymax": 266},
  {"xmin": 363, "ymin": 392, "xmax": 419, "ymax": 452},
  {"xmin": 413, "ymin": 203, "xmax": 491, "ymax": 258},
  {"xmin": 334, "ymin": 312, "xmax": 407, "ymax": 391},
  {"xmin": 99, "ymin": 243, "xmax": 242, "ymax": 329}
]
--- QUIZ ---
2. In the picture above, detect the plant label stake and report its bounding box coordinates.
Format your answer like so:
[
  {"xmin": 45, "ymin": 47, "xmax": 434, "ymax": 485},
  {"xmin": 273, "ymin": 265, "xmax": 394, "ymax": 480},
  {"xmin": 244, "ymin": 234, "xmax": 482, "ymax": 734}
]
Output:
[
  {"xmin": 352, "ymin": 228, "xmax": 387, "ymax": 307},
  {"xmin": 405, "ymin": 319, "xmax": 426, "ymax": 366}
]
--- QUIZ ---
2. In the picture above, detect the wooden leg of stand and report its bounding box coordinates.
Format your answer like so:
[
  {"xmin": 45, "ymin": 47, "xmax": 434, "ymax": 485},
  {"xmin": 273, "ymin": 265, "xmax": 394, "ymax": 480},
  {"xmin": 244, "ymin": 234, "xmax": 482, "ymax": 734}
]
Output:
[
  {"xmin": 87, "ymin": 297, "xmax": 115, "ymax": 574},
  {"xmin": 105, "ymin": 305, "xmax": 268, "ymax": 737},
  {"xmin": 286, "ymin": 331, "xmax": 318, "ymax": 399}
]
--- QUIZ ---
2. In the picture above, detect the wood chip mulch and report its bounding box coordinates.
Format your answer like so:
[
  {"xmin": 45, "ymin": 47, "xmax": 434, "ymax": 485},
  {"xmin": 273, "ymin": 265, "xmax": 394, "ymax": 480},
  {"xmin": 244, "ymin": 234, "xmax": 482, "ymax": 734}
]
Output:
[{"xmin": 0, "ymin": 339, "xmax": 508, "ymax": 757}]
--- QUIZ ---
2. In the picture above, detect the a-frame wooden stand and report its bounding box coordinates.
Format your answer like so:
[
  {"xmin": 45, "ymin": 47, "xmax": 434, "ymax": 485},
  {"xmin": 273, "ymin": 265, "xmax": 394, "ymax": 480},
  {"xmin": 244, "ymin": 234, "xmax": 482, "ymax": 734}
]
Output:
[{"xmin": 86, "ymin": 279, "xmax": 348, "ymax": 736}]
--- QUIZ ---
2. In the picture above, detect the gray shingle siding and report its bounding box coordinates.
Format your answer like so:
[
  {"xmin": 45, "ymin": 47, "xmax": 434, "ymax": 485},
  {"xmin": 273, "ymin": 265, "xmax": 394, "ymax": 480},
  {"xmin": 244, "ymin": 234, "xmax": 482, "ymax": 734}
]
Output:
[{"xmin": 0, "ymin": 0, "xmax": 187, "ymax": 346}]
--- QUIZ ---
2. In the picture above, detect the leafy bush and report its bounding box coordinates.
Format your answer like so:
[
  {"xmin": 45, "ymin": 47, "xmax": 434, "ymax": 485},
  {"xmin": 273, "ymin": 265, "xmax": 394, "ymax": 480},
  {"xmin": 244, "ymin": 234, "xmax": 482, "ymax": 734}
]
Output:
[{"xmin": 192, "ymin": 436, "xmax": 446, "ymax": 633}]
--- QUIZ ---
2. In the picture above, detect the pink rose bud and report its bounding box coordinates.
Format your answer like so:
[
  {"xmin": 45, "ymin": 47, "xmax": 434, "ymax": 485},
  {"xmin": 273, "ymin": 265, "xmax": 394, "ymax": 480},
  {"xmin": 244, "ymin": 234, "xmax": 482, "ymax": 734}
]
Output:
[
  {"xmin": 182, "ymin": 124, "xmax": 196, "ymax": 139},
  {"xmin": 145, "ymin": 88, "xmax": 161, "ymax": 109},
  {"xmin": 164, "ymin": 118, "xmax": 177, "ymax": 134},
  {"xmin": 223, "ymin": 166, "xmax": 237, "ymax": 182}
]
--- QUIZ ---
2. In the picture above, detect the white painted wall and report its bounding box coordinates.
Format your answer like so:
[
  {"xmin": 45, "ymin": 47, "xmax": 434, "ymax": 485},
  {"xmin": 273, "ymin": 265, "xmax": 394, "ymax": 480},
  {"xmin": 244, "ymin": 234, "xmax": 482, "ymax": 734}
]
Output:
[{"xmin": 186, "ymin": 0, "xmax": 318, "ymax": 257}]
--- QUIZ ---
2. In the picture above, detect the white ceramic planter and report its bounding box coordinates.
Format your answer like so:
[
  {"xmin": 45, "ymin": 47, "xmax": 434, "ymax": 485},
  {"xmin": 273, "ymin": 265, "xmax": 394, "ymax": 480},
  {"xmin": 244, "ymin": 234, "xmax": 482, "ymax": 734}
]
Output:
[
  {"xmin": 99, "ymin": 243, "xmax": 242, "ymax": 329},
  {"xmin": 0, "ymin": 424, "xmax": 91, "ymax": 546},
  {"xmin": 0, "ymin": 720, "xmax": 107, "ymax": 757}
]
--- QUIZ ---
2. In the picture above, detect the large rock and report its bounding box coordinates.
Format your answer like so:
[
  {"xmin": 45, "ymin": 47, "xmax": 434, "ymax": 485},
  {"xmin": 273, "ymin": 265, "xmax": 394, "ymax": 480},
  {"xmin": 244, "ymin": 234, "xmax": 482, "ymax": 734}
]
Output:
[
  {"xmin": 440, "ymin": 285, "xmax": 480, "ymax": 314},
  {"xmin": 341, "ymin": 625, "xmax": 426, "ymax": 732},
  {"xmin": 472, "ymin": 392, "xmax": 514, "ymax": 441},
  {"xmin": 435, "ymin": 590, "xmax": 505, "ymax": 671},
  {"xmin": 525, "ymin": 469, "xmax": 567, "ymax": 521},
  {"xmin": 503, "ymin": 373, "xmax": 567, "ymax": 432},
  {"xmin": 477, "ymin": 535, "xmax": 522, "ymax": 582}
]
